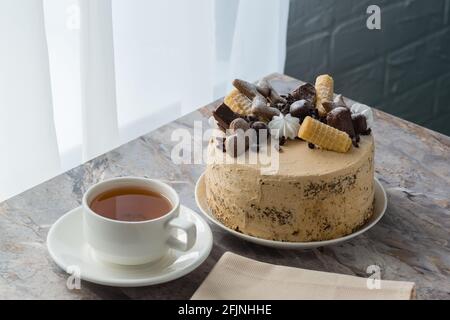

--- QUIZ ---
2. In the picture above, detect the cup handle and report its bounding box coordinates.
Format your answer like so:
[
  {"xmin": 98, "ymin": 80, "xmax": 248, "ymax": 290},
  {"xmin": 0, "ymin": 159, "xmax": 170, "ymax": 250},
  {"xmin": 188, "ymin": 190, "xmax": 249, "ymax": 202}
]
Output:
[{"xmin": 166, "ymin": 217, "xmax": 197, "ymax": 251}]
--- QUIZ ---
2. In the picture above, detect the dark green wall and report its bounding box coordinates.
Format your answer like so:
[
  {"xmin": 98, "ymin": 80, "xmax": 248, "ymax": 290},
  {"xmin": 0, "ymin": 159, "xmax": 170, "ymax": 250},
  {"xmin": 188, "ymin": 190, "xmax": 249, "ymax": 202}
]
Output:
[{"xmin": 285, "ymin": 0, "xmax": 450, "ymax": 136}]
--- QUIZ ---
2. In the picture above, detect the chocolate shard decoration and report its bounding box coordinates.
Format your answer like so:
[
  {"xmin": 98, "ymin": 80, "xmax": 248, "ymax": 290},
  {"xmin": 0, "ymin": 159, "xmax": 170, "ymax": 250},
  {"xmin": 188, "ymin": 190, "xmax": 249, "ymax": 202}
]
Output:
[
  {"xmin": 213, "ymin": 103, "xmax": 239, "ymax": 130},
  {"xmin": 322, "ymin": 95, "xmax": 349, "ymax": 114},
  {"xmin": 326, "ymin": 107, "xmax": 356, "ymax": 138},
  {"xmin": 292, "ymin": 83, "xmax": 316, "ymax": 103},
  {"xmin": 351, "ymin": 113, "xmax": 367, "ymax": 135}
]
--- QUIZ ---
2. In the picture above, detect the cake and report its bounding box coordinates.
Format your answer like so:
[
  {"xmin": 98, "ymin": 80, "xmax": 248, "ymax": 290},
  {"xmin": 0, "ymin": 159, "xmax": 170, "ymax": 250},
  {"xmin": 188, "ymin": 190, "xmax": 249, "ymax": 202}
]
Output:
[{"xmin": 206, "ymin": 75, "xmax": 375, "ymax": 242}]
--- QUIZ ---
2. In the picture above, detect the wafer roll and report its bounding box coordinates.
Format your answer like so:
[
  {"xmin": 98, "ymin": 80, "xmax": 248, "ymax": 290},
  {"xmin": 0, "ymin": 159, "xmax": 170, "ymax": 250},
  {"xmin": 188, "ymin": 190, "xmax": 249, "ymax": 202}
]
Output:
[
  {"xmin": 298, "ymin": 116, "xmax": 351, "ymax": 153},
  {"xmin": 315, "ymin": 74, "xmax": 334, "ymax": 116},
  {"xmin": 224, "ymin": 88, "xmax": 253, "ymax": 116}
]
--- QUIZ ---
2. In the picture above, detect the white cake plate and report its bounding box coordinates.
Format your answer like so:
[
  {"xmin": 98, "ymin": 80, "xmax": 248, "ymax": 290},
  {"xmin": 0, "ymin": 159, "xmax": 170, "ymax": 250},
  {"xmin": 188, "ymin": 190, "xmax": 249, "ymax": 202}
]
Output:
[{"xmin": 195, "ymin": 173, "xmax": 387, "ymax": 249}]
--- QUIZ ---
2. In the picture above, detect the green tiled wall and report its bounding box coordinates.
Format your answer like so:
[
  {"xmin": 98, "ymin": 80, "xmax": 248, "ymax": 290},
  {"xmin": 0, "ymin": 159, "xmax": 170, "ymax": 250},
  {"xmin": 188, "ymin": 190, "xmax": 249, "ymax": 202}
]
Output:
[{"xmin": 285, "ymin": 0, "xmax": 450, "ymax": 136}]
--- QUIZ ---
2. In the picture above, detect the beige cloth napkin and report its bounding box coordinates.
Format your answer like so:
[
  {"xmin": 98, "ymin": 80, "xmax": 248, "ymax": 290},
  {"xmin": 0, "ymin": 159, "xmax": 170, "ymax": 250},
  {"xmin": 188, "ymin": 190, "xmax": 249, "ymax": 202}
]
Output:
[{"xmin": 192, "ymin": 252, "xmax": 415, "ymax": 300}]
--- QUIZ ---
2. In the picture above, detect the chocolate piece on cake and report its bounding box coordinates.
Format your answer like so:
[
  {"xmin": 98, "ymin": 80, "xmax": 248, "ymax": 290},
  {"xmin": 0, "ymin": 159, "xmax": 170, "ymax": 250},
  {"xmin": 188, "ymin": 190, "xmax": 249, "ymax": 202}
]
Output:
[
  {"xmin": 251, "ymin": 95, "xmax": 280, "ymax": 120},
  {"xmin": 322, "ymin": 95, "xmax": 349, "ymax": 114},
  {"xmin": 229, "ymin": 118, "xmax": 250, "ymax": 133},
  {"xmin": 292, "ymin": 83, "xmax": 316, "ymax": 103},
  {"xmin": 257, "ymin": 79, "xmax": 287, "ymax": 104},
  {"xmin": 322, "ymin": 101, "xmax": 337, "ymax": 113},
  {"xmin": 213, "ymin": 103, "xmax": 239, "ymax": 130},
  {"xmin": 352, "ymin": 113, "xmax": 368, "ymax": 135},
  {"xmin": 232, "ymin": 79, "xmax": 260, "ymax": 100},
  {"xmin": 290, "ymin": 99, "xmax": 314, "ymax": 119},
  {"xmin": 326, "ymin": 107, "xmax": 356, "ymax": 138}
]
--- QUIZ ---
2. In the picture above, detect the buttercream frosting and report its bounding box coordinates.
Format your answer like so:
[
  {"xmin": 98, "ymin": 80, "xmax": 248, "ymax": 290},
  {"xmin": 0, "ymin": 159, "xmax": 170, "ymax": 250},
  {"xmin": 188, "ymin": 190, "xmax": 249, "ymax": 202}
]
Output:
[{"xmin": 205, "ymin": 136, "xmax": 375, "ymax": 241}]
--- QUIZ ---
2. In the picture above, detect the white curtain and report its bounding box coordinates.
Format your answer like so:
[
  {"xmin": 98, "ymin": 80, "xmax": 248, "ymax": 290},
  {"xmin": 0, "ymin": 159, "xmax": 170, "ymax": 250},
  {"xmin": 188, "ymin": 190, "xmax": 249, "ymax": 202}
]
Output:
[
  {"xmin": 80, "ymin": 0, "xmax": 119, "ymax": 160},
  {"xmin": 0, "ymin": 0, "xmax": 289, "ymax": 201},
  {"xmin": 0, "ymin": 0, "xmax": 61, "ymax": 200}
]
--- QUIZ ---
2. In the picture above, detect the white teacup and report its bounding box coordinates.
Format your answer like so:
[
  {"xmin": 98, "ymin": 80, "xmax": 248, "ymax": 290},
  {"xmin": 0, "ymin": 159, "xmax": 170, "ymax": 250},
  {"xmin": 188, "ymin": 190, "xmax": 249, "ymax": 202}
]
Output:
[{"xmin": 82, "ymin": 177, "xmax": 196, "ymax": 265}]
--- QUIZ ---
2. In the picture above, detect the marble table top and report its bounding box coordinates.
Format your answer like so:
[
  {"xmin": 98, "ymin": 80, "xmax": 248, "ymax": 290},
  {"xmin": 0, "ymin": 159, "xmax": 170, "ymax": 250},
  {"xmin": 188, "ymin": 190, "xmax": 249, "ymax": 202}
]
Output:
[{"xmin": 1, "ymin": 74, "xmax": 449, "ymax": 300}]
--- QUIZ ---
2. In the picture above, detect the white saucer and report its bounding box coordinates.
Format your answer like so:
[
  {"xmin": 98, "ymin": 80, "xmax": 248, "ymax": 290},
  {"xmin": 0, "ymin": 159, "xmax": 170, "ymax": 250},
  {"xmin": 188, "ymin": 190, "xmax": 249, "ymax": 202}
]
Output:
[
  {"xmin": 195, "ymin": 173, "xmax": 387, "ymax": 249},
  {"xmin": 47, "ymin": 205, "xmax": 213, "ymax": 287}
]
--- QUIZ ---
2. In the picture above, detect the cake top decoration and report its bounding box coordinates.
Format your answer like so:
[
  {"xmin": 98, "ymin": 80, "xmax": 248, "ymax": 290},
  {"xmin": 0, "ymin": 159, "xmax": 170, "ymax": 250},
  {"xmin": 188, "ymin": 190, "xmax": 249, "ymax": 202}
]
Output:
[
  {"xmin": 352, "ymin": 114, "xmax": 370, "ymax": 135},
  {"xmin": 351, "ymin": 103, "xmax": 374, "ymax": 129},
  {"xmin": 326, "ymin": 107, "xmax": 356, "ymax": 138},
  {"xmin": 292, "ymin": 82, "xmax": 316, "ymax": 103},
  {"xmin": 322, "ymin": 94, "xmax": 348, "ymax": 113},
  {"xmin": 212, "ymin": 103, "xmax": 239, "ymax": 131},
  {"xmin": 289, "ymin": 99, "xmax": 314, "ymax": 120},
  {"xmin": 229, "ymin": 118, "xmax": 250, "ymax": 133},
  {"xmin": 212, "ymin": 74, "xmax": 373, "ymax": 155},
  {"xmin": 298, "ymin": 116, "xmax": 352, "ymax": 153},
  {"xmin": 251, "ymin": 95, "xmax": 280, "ymax": 121},
  {"xmin": 224, "ymin": 88, "xmax": 252, "ymax": 116},
  {"xmin": 268, "ymin": 113, "xmax": 300, "ymax": 140},
  {"xmin": 257, "ymin": 78, "xmax": 287, "ymax": 104},
  {"xmin": 315, "ymin": 74, "xmax": 334, "ymax": 116}
]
